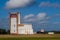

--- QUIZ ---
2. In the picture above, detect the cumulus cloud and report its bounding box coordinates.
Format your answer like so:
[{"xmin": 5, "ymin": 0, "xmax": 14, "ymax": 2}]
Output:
[
  {"xmin": 39, "ymin": 2, "xmax": 50, "ymax": 7},
  {"xmin": 36, "ymin": 13, "xmax": 46, "ymax": 21},
  {"xmin": 22, "ymin": 13, "xmax": 46, "ymax": 22},
  {"xmin": 39, "ymin": 2, "xmax": 60, "ymax": 7},
  {"xmin": 5, "ymin": 0, "xmax": 35, "ymax": 9},
  {"xmin": 24, "ymin": 14, "xmax": 34, "ymax": 19}
]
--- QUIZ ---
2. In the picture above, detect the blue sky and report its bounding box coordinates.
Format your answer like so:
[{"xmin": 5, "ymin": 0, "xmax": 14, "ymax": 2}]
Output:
[{"xmin": 0, "ymin": 0, "xmax": 60, "ymax": 31}]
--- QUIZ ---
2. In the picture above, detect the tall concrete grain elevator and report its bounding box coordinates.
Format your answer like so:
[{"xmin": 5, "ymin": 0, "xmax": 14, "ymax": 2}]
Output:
[{"xmin": 9, "ymin": 12, "xmax": 33, "ymax": 34}]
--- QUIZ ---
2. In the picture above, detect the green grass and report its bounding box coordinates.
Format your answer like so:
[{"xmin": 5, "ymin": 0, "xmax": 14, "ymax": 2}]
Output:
[
  {"xmin": 0, "ymin": 37, "xmax": 60, "ymax": 40},
  {"xmin": 0, "ymin": 34, "xmax": 60, "ymax": 40}
]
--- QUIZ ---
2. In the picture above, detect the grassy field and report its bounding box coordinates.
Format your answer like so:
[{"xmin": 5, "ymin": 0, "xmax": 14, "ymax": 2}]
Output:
[{"xmin": 0, "ymin": 34, "xmax": 60, "ymax": 40}]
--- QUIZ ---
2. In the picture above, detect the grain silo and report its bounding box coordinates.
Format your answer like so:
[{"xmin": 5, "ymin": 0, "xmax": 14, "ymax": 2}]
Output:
[{"xmin": 9, "ymin": 12, "xmax": 33, "ymax": 34}]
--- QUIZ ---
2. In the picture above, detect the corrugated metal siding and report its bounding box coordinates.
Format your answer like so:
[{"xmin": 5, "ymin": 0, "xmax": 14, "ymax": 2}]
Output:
[
  {"xmin": 24, "ymin": 24, "xmax": 33, "ymax": 34},
  {"xmin": 18, "ymin": 26, "xmax": 26, "ymax": 34},
  {"xmin": 18, "ymin": 24, "xmax": 33, "ymax": 34}
]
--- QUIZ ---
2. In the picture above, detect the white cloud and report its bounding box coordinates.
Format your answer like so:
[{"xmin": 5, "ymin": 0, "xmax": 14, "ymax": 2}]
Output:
[
  {"xmin": 37, "ymin": 13, "xmax": 46, "ymax": 20},
  {"xmin": 24, "ymin": 14, "xmax": 34, "ymax": 19},
  {"xmin": 23, "ymin": 13, "xmax": 46, "ymax": 22},
  {"xmin": 39, "ymin": 2, "xmax": 60, "ymax": 7},
  {"xmin": 39, "ymin": 2, "xmax": 50, "ymax": 7},
  {"xmin": 5, "ymin": 0, "xmax": 34, "ymax": 9}
]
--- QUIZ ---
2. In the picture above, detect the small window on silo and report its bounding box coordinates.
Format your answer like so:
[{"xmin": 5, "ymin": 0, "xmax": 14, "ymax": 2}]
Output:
[
  {"xmin": 14, "ymin": 30, "xmax": 15, "ymax": 32},
  {"xmin": 14, "ymin": 24, "xmax": 15, "ymax": 27}
]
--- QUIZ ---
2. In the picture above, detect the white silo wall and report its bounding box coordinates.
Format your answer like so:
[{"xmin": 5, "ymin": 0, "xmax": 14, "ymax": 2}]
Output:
[
  {"xmin": 18, "ymin": 26, "xmax": 26, "ymax": 34},
  {"xmin": 10, "ymin": 18, "xmax": 17, "ymax": 33},
  {"xmin": 24, "ymin": 24, "xmax": 34, "ymax": 34},
  {"xmin": 18, "ymin": 13, "xmax": 20, "ymax": 24},
  {"xmin": 18, "ymin": 24, "xmax": 33, "ymax": 34},
  {"xmin": 24, "ymin": 24, "xmax": 33, "ymax": 29}
]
